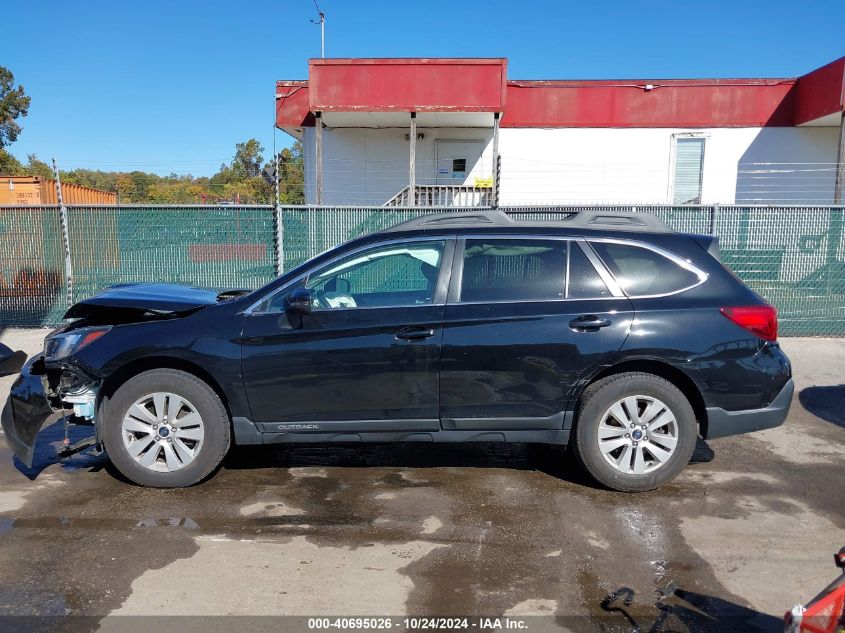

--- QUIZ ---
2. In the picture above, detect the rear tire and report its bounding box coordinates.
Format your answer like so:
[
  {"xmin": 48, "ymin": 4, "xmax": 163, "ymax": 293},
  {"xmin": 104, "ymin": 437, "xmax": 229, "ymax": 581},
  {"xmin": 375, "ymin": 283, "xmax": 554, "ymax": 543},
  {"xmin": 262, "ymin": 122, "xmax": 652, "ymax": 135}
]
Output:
[
  {"xmin": 572, "ymin": 372, "xmax": 697, "ymax": 492},
  {"xmin": 102, "ymin": 369, "xmax": 231, "ymax": 487}
]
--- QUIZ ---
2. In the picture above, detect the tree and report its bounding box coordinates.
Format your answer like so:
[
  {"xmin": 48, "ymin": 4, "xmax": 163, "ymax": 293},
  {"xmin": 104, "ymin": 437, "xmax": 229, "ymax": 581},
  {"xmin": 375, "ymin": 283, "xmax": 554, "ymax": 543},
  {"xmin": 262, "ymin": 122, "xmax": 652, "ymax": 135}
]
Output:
[
  {"xmin": 232, "ymin": 139, "xmax": 265, "ymax": 178},
  {"xmin": 208, "ymin": 139, "xmax": 275, "ymax": 203},
  {"xmin": 25, "ymin": 154, "xmax": 53, "ymax": 179},
  {"xmin": 0, "ymin": 67, "xmax": 31, "ymax": 149},
  {"xmin": 2, "ymin": 132, "xmax": 290, "ymax": 203},
  {"xmin": 0, "ymin": 152, "xmax": 50, "ymax": 178},
  {"xmin": 277, "ymin": 140, "xmax": 304, "ymax": 204},
  {"xmin": 115, "ymin": 174, "xmax": 135, "ymax": 202},
  {"xmin": 0, "ymin": 149, "xmax": 23, "ymax": 175}
]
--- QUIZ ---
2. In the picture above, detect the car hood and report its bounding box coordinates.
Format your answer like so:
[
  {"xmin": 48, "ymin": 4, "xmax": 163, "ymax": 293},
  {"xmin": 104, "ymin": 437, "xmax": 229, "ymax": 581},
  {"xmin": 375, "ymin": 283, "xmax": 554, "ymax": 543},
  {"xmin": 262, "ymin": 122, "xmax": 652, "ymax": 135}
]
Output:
[{"xmin": 64, "ymin": 283, "xmax": 222, "ymax": 320}]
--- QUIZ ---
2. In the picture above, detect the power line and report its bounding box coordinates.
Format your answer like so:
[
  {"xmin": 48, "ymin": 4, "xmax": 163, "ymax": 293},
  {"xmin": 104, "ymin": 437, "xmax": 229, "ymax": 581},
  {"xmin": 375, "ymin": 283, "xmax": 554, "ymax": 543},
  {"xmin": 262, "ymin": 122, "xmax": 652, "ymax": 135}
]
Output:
[{"xmin": 310, "ymin": 0, "xmax": 325, "ymax": 58}]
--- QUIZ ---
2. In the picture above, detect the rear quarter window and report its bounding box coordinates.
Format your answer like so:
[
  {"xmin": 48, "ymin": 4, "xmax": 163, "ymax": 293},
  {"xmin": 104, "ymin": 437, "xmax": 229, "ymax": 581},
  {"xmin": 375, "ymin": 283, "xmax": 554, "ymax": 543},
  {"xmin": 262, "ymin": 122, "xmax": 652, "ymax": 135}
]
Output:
[{"xmin": 590, "ymin": 241, "xmax": 703, "ymax": 297}]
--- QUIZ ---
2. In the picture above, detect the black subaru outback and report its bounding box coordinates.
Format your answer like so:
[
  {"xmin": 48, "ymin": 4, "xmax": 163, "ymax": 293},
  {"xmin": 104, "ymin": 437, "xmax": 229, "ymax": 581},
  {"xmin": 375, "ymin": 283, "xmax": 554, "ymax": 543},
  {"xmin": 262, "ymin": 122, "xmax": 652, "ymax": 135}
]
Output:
[{"xmin": 2, "ymin": 210, "xmax": 792, "ymax": 491}]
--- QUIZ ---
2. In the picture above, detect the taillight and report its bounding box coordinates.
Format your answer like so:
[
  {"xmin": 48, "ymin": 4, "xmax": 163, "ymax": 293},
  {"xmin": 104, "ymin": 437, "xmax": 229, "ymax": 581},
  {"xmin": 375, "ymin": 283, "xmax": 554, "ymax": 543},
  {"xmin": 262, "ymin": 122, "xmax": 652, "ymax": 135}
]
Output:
[{"xmin": 720, "ymin": 305, "xmax": 778, "ymax": 341}]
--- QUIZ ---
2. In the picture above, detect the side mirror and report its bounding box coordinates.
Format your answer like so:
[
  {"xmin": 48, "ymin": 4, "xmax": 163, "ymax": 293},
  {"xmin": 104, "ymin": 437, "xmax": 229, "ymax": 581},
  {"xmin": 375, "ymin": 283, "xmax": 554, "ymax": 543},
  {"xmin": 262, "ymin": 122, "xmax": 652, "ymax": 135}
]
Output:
[{"xmin": 284, "ymin": 287, "xmax": 313, "ymax": 315}]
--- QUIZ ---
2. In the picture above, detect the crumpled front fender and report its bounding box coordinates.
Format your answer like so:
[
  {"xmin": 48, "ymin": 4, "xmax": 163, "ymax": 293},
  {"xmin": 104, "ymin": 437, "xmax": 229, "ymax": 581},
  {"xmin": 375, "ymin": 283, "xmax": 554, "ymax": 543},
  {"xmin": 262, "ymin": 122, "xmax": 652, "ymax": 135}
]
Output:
[{"xmin": 1, "ymin": 355, "xmax": 57, "ymax": 468}]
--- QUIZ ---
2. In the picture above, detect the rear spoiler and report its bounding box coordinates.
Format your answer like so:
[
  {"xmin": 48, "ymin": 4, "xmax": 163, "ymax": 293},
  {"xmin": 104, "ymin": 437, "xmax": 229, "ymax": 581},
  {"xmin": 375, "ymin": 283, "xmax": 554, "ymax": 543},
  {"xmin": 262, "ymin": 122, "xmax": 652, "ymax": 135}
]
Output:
[{"xmin": 686, "ymin": 234, "xmax": 721, "ymax": 261}]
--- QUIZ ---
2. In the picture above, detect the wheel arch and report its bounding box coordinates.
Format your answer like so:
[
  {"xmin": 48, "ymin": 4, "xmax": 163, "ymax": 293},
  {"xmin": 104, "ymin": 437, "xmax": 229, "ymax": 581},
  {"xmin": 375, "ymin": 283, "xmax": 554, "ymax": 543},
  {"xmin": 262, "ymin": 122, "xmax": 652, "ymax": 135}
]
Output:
[
  {"xmin": 97, "ymin": 356, "xmax": 232, "ymax": 422},
  {"xmin": 573, "ymin": 359, "xmax": 708, "ymax": 437}
]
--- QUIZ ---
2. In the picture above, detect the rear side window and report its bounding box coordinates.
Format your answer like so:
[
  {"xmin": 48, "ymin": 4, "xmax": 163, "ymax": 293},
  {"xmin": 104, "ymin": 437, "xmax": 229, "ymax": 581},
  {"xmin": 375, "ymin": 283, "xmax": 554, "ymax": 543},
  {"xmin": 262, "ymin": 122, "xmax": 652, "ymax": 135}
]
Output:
[
  {"xmin": 460, "ymin": 239, "xmax": 566, "ymax": 302},
  {"xmin": 590, "ymin": 242, "xmax": 702, "ymax": 297}
]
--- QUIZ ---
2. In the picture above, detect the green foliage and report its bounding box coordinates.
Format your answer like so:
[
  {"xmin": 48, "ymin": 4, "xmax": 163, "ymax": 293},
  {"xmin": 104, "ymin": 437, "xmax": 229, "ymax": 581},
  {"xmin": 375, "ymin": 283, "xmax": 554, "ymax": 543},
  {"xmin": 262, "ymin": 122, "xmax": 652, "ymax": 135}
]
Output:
[
  {"xmin": 24, "ymin": 154, "xmax": 53, "ymax": 179},
  {"xmin": 233, "ymin": 139, "xmax": 264, "ymax": 178},
  {"xmin": 0, "ymin": 150, "xmax": 53, "ymax": 178},
  {"xmin": 278, "ymin": 140, "xmax": 305, "ymax": 204},
  {"xmin": 2, "ymin": 134, "xmax": 305, "ymax": 204},
  {"xmin": 0, "ymin": 67, "xmax": 30, "ymax": 149},
  {"xmin": 0, "ymin": 149, "xmax": 23, "ymax": 174}
]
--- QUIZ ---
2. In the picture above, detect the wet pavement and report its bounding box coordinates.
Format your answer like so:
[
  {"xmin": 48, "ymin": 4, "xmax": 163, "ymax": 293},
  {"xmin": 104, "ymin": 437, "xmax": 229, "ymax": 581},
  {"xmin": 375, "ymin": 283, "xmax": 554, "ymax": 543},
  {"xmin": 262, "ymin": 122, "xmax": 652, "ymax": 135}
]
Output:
[{"xmin": 0, "ymin": 330, "xmax": 842, "ymax": 632}]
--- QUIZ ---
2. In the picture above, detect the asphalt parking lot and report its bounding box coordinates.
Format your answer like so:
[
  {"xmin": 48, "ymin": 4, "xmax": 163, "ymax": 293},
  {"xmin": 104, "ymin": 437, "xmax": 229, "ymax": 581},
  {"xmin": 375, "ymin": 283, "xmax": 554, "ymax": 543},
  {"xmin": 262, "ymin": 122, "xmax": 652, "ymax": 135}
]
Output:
[{"xmin": 0, "ymin": 328, "xmax": 842, "ymax": 632}]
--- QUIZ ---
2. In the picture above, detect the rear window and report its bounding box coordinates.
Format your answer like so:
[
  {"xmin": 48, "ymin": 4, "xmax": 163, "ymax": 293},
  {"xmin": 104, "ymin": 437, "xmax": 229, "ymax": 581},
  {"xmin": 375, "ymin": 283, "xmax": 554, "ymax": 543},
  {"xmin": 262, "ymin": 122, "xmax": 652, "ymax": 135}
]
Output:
[
  {"xmin": 460, "ymin": 239, "xmax": 566, "ymax": 302},
  {"xmin": 590, "ymin": 242, "xmax": 702, "ymax": 296}
]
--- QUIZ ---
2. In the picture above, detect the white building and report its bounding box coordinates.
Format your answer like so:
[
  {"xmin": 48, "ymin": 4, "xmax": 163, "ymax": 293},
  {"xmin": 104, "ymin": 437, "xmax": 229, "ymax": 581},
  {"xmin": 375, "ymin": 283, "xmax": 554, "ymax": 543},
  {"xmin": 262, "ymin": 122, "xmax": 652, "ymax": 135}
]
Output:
[{"xmin": 276, "ymin": 57, "xmax": 845, "ymax": 207}]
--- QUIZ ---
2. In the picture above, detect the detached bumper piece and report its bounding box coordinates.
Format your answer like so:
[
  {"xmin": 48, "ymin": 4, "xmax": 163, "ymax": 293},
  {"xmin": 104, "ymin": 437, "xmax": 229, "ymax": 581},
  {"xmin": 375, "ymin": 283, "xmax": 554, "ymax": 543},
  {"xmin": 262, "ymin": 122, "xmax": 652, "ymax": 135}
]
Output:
[
  {"xmin": 1, "ymin": 356, "xmax": 56, "ymax": 468},
  {"xmin": 705, "ymin": 378, "xmax": 794, "ymax": 439},
  {"xmin": 0, "ymin": 343, "xmax": 27, "ymax": 377}
]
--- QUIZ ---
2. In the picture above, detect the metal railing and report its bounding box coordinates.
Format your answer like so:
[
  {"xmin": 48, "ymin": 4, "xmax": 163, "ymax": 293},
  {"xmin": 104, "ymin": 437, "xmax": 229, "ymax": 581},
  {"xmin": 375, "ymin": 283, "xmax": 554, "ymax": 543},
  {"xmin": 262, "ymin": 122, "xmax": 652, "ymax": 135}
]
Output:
[
  {"xmin": 384, "ymin": 185, "xmax": 492, "ymax": 207},
  {"xmin": 1, "ymin": 203, "xmax": 844, "ymax": 336}
]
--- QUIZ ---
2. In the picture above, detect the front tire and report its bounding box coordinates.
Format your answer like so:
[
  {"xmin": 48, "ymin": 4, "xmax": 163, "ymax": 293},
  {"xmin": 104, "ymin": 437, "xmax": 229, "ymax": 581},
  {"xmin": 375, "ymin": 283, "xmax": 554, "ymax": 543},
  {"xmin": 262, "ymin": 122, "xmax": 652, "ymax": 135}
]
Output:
[
  {"xmin": 102, "ymin": 369, "xmax": 231, "ymax": 487},
  {"xmin": 572, "ymin": 372, "xmax": 697, "ymax": 492}
]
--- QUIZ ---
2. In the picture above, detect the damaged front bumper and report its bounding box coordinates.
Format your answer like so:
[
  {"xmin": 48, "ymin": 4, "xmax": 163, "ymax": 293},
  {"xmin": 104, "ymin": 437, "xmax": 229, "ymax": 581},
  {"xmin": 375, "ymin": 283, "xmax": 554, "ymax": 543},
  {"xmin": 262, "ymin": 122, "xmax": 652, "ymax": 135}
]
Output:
[
  {"xmin": 1, "ymin": 354, "xmax": 99, "ymax": 467},
  {"xmin": 2, "ymin": 355, "xmax": 55, "ymax": 467}
]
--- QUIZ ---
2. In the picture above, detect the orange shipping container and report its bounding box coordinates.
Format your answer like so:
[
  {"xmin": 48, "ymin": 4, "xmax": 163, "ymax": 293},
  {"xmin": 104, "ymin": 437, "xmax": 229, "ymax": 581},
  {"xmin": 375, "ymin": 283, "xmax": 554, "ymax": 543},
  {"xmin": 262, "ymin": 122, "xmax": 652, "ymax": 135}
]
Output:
[{"xmin": 0, "ymin": 176, "xmax": 116, "ymax": 205}]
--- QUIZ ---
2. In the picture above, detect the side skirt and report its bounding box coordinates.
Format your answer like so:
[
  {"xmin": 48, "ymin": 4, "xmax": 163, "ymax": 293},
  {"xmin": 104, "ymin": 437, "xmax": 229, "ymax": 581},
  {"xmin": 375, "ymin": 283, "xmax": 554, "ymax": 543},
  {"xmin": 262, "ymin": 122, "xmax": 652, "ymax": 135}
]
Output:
[
  {"xmin": 259, "ymin": 429, "xmax": 570, "ymax": 445},
  {"xmin": 231, "ymin": 417, "xmax": 572, "ymax": 446}
]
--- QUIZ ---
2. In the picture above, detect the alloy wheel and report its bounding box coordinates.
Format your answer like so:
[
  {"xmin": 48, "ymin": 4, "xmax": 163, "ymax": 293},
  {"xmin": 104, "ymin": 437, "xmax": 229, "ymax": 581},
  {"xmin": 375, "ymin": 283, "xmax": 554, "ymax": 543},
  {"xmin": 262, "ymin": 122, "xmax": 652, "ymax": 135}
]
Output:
[
  {"xmin": 121, "ymin": 392, "xmax": 205, "ymax": 472},
  {"xmin": 597, "ymin": 395, "xmax": 679, "ymax": 475}
]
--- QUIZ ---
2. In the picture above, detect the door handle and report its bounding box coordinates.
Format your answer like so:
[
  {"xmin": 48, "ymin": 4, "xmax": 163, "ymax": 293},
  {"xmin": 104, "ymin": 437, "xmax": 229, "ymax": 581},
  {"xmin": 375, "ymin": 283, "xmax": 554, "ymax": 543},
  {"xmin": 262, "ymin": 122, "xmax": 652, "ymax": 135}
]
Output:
[
  {"xmin": 569, "ymin": 315, "xmax": 611, "ymax": 332},
  {"xmin": 395, "ymin": 326, "xmax": 436, "ymax": 341}
]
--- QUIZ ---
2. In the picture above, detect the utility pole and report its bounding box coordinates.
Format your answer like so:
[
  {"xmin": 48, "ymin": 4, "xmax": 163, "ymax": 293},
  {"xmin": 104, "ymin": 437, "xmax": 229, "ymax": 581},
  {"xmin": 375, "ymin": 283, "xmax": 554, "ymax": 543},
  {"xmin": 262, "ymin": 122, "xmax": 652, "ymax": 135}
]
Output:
[
  {"xmin": 275, "ymin": 149, "xmax": 281, "ymax": 208},
  {"xmin": 52, "ymin": 158, "xmax": 74, "ymax": 307},
  {"xmin": 835, "ymin": 112, "xmax": 845, "ymax": 205},
  {"xmin": 491, "ymin": 112, "xmax": 500, "ymax": 208},
  {"xmin": 409, "ymin": 113, "xmax": 416, "ymax": 207},
  {"xmin": 315, "ymin": 111, "xmax": 323, "ymax": 205},
  {"xmin": 274, "ymin": 149, "xmax": 284, "ymax": 276},
  {"xmin": 311, "ymin": 0, "xmax": 325, "ymax": 58}
]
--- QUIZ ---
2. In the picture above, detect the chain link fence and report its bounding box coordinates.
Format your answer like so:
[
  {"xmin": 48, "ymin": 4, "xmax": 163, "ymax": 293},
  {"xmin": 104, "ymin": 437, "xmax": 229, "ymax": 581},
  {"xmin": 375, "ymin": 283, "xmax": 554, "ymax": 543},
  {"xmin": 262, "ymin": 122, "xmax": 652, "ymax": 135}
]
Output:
[{"xmin": 1, "ymin": 204, "xmax": 844, "ymax": 336}]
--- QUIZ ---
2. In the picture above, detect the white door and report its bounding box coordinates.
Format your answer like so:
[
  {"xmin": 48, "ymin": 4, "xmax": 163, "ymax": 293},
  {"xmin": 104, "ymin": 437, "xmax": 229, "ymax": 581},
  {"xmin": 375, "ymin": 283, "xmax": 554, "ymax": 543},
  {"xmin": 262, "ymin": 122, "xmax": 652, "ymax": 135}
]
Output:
[{"xmin": 435, "ymin": 140, "xmax": 486, "ymax": 185}]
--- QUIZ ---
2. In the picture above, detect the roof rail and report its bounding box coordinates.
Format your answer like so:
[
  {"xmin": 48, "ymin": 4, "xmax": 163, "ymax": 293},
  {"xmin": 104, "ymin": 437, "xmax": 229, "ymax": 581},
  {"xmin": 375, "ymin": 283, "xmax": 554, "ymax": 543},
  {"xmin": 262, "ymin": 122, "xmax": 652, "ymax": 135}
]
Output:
[
  {"xmin": 550, "ymin": 209, "xmax": 670, "ymax": 232},
  {"xmin": 383, "ymin": 209, "xmax": 671, "ymax": 233},
  {"xmin": 384, "ymin": 210, "xmax": 514, "ymax": 232}
]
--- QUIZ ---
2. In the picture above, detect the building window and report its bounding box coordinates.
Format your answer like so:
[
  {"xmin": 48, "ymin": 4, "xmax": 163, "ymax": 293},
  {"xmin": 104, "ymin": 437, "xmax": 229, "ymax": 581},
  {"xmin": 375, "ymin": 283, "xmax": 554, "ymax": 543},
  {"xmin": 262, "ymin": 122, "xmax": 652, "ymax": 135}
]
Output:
[
  {"xmin": 671, "ymin": 137, "xmax": 705, "ymax": 204},
  {"xmin": 452, "ymin": 158, "xmax": 467, "ymax": 174}
]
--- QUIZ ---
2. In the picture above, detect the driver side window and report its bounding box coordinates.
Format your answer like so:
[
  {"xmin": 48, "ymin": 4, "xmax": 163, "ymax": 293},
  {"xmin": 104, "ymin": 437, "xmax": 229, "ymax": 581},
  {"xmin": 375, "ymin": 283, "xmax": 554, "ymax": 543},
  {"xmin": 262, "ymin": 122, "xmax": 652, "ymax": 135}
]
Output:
[{"xmin": 305, "ymin": 240, "xmax": 445, "ymax": 310}]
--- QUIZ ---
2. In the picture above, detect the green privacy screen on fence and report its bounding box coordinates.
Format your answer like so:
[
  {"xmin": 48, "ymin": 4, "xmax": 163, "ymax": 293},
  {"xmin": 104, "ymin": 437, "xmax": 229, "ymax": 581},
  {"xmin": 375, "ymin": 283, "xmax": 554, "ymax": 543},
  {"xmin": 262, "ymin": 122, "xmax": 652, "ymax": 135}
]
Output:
[
  {"xmin": 1, "ymin": 204, "xmax": 844, "ymax": 336},
  {"xmin": 67, "ymin": 205, "xmax": 277, "ymax": 302}
]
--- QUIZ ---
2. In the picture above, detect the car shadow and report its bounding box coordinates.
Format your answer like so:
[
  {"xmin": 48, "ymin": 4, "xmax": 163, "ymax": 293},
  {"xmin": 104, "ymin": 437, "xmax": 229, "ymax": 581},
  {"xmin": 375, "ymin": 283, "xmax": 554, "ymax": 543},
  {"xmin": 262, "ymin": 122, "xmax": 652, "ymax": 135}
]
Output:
[
  {"xmin": 799, "ymin": 385, "xmax": 845, "ymax": 429},
  {"xmin": 223, "ymin": 440, "xmax": 586, "ymax": 478},
  {"xmin": 220, "ymin": 436, "xmax": 715, "ymax": 490}
]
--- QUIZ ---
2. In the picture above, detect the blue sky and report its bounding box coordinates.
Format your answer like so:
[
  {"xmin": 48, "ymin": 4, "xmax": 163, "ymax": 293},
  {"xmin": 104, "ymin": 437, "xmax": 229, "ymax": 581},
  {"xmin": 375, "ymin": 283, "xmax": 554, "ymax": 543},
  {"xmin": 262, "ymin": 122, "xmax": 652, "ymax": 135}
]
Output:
[{"xmin": 2, "ymin": 0, "xmax": 844, "ymax": 176}]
